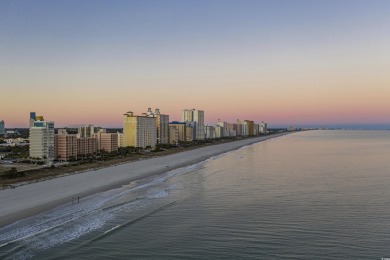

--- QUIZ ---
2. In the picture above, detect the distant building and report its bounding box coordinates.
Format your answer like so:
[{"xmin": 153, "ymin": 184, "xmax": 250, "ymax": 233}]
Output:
[
  {"xmin": 145, "ymin": 108, "xmax": 169, "ymax": 144},
  {"xmin": 215, "ymin": 125, "xmax": 223, "ymax": 138},
  {"xmin": 216, "ymin": 120, "xmax": 229, "ymax": 137},
  {"xmin": 169, "ymin": 122, "xmax": 186, "ymax": 143},
  {"xmin": 244, "ymin": 120, "xmax": 254, "ymax": 136},
  {"xmin": 181, "ymin": 109, "xmax": 204, "ymax": 140},
  {"xmin": 77, "ymin": 137, "xmax": 98, "ymax": 158},
  {"xmin": 259, "ymin": 122, "xmax": 268, "ymax": 134},
  {"xmin": 94, "ymin": 129, "xmax": 118, "ymax": 153},
  {"xmin": 55, "ymin": 129, "xmax": 77, "ymax": 161},
  {"xmin": 233, "ymin": 120, "xmax": 243, "ymax": 136},
  {"xmin": 0, "ymin": 120, "xmax": 5, "ymax": 135},
  {"xmin": 184, "ymin": 121, "xmax": 196, "ymax": 141},
  {"xmin": 117, "ymin": 132, "xmax": 123, "ymax": 147},
  {"xmin": 169, "ymin": 121, "xmax": 194, "ymax": 143},
  {"xmin": 204, "ymin": 126, "xmax": 215, "ymax": 139},
  {"xmin": 29, "ymin": 115, "xmax": 55, "ymax": 164},
  {"xmin": 253, "ymin": 123, "xmax": 259, "ymax": 136},
  {"xmin": 123, "ymin": 111, "xmax": 157, "ymax": 148},
  {"xmin": 168, "ymin": 125, "xmax": 179, "ymax": 145},
  {"xmin": 78, "ymin": 124, "xmax": 101, "ymax": 138}
]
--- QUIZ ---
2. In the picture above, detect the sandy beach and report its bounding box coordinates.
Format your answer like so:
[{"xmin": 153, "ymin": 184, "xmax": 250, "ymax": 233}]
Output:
[{"xmin": 0, "ymin": 133, "xmax": 288, "ymax": 227}]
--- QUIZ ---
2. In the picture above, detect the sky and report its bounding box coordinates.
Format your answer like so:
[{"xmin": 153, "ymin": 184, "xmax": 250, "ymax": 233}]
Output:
[{"xmin": 1, "ymin": 0, "xmax": 389, "ymax": 128}]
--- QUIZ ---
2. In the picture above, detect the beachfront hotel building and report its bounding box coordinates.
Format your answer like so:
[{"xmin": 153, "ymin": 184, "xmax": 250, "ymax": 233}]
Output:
[
  {"xmin": 181, "ymin": 109, "xmax": 205, "ymax": 140},
  {"xmin": 55, "ymin": 129, "xmax": 117, "ymax": 161},
  {"xmin": 55, "ymin": 129, "xmax": 77, "ymax": 161},
  {"xmin": 233, "ymin": 120, "xmax": 243, "ymax": 136},
  {"xmin": 244, "ymin": 120, "xmax": 254, "ymax": 136},
  {"xmin": 29, "ymin": 115, "xmax": 55, "ymax": 164},
  {"xmin": 117, "ymin": 132, "xmax": 123, "ymax": 147},
  {"xmin": 215, "ymin": 125, "xmax": 223, "ymax": 138},
  {"xmin": 168, "ymin": 125, "xmax": 179, "ymax": 145},
  {"xmin": 77, "ymin": 137, "xmax": 98, "ymax": 158},
  {"xmin": 259, "ymin": 121, "xmax": 268, "ymax": 134},
  {"xmin": 123, "ymin": 111, "xmax": 157, "ymax": 148},
  {"xmin": 145, "ymin": 108, "xmax": 169, "ymax": 144},
  {"xmin": 205, "ymin": 125, "xmax": 216, "ymax": 139},
  {"xmin": 94, "ymin": 129, "xmax": 118, "ymax": 153},
  {"xmin": 169, "ymin": 122, "xmax": 194, "ymax": 143},
  {"xmin": 0, "ymin": 120, "xmax": 5, "ymax": 135}
]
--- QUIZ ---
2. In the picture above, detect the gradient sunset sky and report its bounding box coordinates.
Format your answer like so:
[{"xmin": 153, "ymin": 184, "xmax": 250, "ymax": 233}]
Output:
[{"xmin": 1, "ymin": 0, "xmax": 389, "ymax": 128}]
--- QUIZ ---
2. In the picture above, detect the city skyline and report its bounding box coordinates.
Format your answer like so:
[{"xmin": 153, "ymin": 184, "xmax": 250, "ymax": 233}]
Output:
[{"xmin": 1, "ymin": 0, "xmax": 390, "ymax": 128}]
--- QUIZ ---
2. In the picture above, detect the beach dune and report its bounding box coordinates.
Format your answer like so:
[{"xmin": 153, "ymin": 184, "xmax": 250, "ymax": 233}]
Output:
[{"xmin": 0, "ymin": 133, "xmax": 287, "ymax": 227}]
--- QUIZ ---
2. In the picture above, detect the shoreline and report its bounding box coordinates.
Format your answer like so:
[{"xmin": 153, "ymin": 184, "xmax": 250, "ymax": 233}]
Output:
[{"xmin": 0, "ymin": 132, "xmax": 290, "ymax": 227}]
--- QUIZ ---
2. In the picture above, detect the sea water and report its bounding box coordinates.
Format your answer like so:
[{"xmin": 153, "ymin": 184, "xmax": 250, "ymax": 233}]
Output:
[{"xmin": 1, "ymin": 130, "xmax": 390, "ymax": 259}]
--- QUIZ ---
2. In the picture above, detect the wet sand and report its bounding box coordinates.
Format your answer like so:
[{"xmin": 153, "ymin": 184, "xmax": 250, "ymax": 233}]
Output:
[{"xmin": 0, "ymin": 133, "xmax": 288, "ymax": 227}]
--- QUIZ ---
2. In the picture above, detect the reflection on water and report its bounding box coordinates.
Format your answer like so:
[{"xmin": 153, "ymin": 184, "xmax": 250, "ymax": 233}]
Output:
[{"xmin": 2, "ymin": 130, "xmax": 390, "ymax": 259}]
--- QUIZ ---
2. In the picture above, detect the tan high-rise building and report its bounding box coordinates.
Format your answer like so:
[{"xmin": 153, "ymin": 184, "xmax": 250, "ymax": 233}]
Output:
[
  {"xmin": 244, "ymin": 120, "xmax": 254, "ymax": 136},
  {"xmin": 55, "ymin": 129, "xmax": 77, "ymax": 161},
  {"xmin": 168, "ymin": 125, "xmax": 179, "ymax": 145},
  {"xmin": 123, "ymin": 111, "xmax": 157, "ymax": 148},
  {"xmin": 94, "ymin": 129, "xmax": 118, "ymax": 153},
  {"xmin": 169, "ymin": 122, "xmax": 194, "ymax": 143},
  {"xmin": 77, "ymin": 137, "xmax": 97, "ymax": 158}
]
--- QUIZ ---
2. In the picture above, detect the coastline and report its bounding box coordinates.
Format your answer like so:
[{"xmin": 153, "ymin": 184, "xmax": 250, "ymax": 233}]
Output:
[{"xmin": 0, "ymin": 132, "xmax": 289, "ymax": 227}]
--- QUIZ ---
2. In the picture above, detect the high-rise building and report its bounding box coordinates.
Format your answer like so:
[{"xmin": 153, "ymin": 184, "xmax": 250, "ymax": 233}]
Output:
[
  {"xmin": 0, "ymin": 120, "xmax": 5, "ymax": 135},
  {"xmin": 215, "ymin": 125, "xmax": 223, "ymax": 138},
  {"xmin": 94, "ymin": 129, "xmax": 118, "ymax": 153},
  {"xmin": 123, "ymin": 111, "xmax": 157, "ymax": 148},
  {"xmin": 78, "ymin": 124, "xmax": 101, "ymax": 138},
  {"xmin": 204, "ymin": 126, "xmax": 216, "ymax": 139},
  {"xmin": 244, "ymin": 120, "xmax": 254, "ymax": 136},
  {"xmin": 168, "ymin": 125, "xmax": 179, "ymax": 145},
  {"xmin": 259, "ymin": 121, "xmax": 268, "ymax": 134},
  {"xmin": 29, "ymin": 115, "xmax": 55, "ymax": 164},
  {"xmin": 169, "ymin": 121, "xmax": 194, "ymax": 142},
  {"xmin": 117, "ymin": 132, "xmax": 124, "ymax": 147},
  {"xmin": 145, "ymin": 108, "xmax": 169, "ymax": 144},
  {"xmin": 181, "ymin": 109, "xmax": 204, "ymax": 140},
  {"xmin": 233, "ymin": 120, "xmax": 244, "ymax": 136},
  {"xmin": 77, "ymin": 137, "xmax": 97, "ymax": 158},
  {"xmin": 55, "ymin": 129, "xmax": 77, "ymax": 161}
]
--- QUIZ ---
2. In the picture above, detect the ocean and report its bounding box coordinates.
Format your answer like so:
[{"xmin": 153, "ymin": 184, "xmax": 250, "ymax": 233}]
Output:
[{"xmin": 1, "ymin": 130, "xmax": 390, "ymax": 259}]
